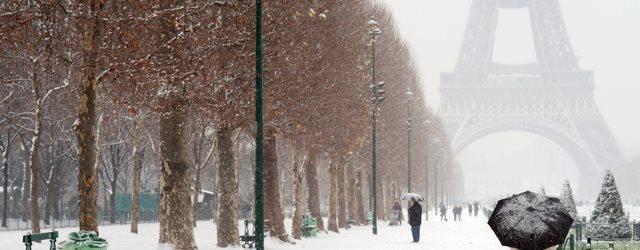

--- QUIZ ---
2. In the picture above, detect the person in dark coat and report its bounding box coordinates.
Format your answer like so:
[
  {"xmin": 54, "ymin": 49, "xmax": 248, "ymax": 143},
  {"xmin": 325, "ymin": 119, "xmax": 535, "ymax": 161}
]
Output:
[
  {"xmin": 473, "ymin": 201, "xmax": 479, "ymax": 217},
  {"xmin": 439, "ymin": 204, "xmax": 448, "ymax": 221},
  {"xmin": 468, "ymin": 203, "xmax": 473, "ymax": 216},
  {"xmin": 408, "ymin": 198, "xmax": 422, "ymax": 243},
  {"xmin": 453, "ymin": 206, "xmax": 459, "ymax": 221}
]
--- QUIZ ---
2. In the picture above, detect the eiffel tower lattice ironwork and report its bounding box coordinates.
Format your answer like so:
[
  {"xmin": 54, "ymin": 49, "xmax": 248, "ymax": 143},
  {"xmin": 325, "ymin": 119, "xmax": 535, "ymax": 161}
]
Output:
[{"xmin": 439, "ymin": 0, "xmax": 634, "ymax": 199}]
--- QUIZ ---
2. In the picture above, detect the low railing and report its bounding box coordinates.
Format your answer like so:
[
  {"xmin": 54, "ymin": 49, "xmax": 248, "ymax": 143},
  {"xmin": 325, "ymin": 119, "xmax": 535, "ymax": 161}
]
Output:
[
  {"xmin": 1, "ymin": 207, "xmax": 214, "ymax": 231},
  {"xmin": 572, "ymin": 222, "xmax": 640, "ymax": 242}
]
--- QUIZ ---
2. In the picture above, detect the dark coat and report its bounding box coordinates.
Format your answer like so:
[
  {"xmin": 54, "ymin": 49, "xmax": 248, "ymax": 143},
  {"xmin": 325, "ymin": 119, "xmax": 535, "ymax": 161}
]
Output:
[{"xmin": 408, "ymin": 202, "xmax": 422, "ymax": 226}]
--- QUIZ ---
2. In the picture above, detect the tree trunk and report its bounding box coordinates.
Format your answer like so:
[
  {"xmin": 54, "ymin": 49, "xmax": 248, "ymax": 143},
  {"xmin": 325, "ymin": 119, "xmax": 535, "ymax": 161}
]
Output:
[
  {"xmin": 75, "ymin": 0, "xmax": 103, "ymax": 233},
  {"xmin": 366, "ymin": 172, "xmax": 372, "ymax": 215},
  {"xmin": 20, "ymin": 148, "xmax": 30, "ymax": 223},
  {"xmin": 386, "ymin": 181, "xmax": 395, "ymax": 219},
  {"xmin": 53, "ymin": 193, "xmax": 61, "ymax": 221},
  {"xmin": 376, "ymin": 178, "xmax": 385, "ymax": 220},
  {"xmin": 264, "ymin": 129, "xmax": 290, "ymax": 241},
  {"xmin": 327, "ymin": 161, "xmax": 338, "ymax": 233},
  {"xmin": 346, "ymin": 164, "xmax": 359, "ymax": 226},
  {"xmin": 109, "ymin": 179, "xmax": 117, "ymax": 224},
  {"xmin": 291, "ymin": 149, "xmax": 305, "ymax": 240},
  {"xmin": 215, "ymin": 127, "xmax": 240, "ymax": 247},
  {"xmin": 304, "ymin": 152, "xmax": 324, "ymax": 231},
  {"xmin": 29, "ymin": 62, "xmax": 42, "ymax": 233},
  {"xmin": 355, "ymin": 169, "xmax": 366, "ymax": 225},
  {"xmin": 44, "ymin": 168, "xmax": 58, "ymax": 226},
  {"xmin": 192, "ymin": 166, "xmax": 201, "ymax": 226},
  {"xmin": 1, "ymin": 131, "xmax": 10, "ymax": 228},
  {"xmin": 157, "ymin": 101, "xmax": 196, "ymax": 249},
  {"xmin": 130, "ymin": 114, "xmax": 143, "ymax": 233},
  {"xmin": 337, "ymin": 162, "xmax": 347, "ymax": 229}
]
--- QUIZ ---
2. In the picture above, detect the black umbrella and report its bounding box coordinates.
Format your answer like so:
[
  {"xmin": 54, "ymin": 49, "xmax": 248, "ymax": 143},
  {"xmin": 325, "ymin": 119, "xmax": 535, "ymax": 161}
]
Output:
[{"xmin": 488, "ymin": 191, "xmax": 574, "ymax": 250}]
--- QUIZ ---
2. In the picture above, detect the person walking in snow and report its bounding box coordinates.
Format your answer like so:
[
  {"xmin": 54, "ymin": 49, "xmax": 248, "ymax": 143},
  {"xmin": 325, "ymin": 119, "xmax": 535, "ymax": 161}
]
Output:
[
  {"xmin": 454, "ymin": 206, "xmax": 462, "ymax": 221},
  {"xmin": 468, "ymin": 203, "xmax": 473, "ymax": 216},
  {"xmin": 473, "ymin": 201, "xmax": 479, "ymax": 217},
  {"xmin": 439, "ymin": 204, "xmax": 448, "ymax": 221},
  {"xmin": 452, "ymin": 206, "xmax": 457, "ymax": 221},
  {"xmin": 408, "ymin": 198, "xmax": 422, "ymax": 243},
  {"xmin": 392, "ymin": 201, "xmax": 403, "ymax": 225}
]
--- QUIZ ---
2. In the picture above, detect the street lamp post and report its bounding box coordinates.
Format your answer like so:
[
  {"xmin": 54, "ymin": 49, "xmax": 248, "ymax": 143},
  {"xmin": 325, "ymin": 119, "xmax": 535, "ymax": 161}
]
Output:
[
  {"xmin": 441, "ymin": 159, "xmax": 447, "ymax": 207},
  {"xmin": 433, "ymin": 138, "xmax": 439, "ymax": 216},
  {"xmin": 424, "ymin": 119, "xmax": 431, "ymax": 220},
  {"xmin": 405, "ymin": 88, "xmax": 413, "ymax": 210},
  {"xmin": 254, "ymin": 0, "xmax": 265, "ymax": 249},
  {"xmin": 406, "ymin": 88, "xmax": 413, "ymax": 194},
  {"xmin": 369, "ymin": 16, "xmax": 383, "ymax": 236}
]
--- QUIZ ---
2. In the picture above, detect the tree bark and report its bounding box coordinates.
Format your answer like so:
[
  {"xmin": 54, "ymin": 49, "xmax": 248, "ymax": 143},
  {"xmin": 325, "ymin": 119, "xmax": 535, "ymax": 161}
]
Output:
[
  {"xmin": 345, "ymin": 164, "xmax": 359, "ymax": 226},
  {"xmin": 376, "ymin": 178, "xmax": 385, "ymax": 220},
  {"xmin": 20, "ymin": 140, "xmax": 30, "ymax": 223},
  {"xmin": 386, "ymin": 181, "xmax": 395, "ymax": 219},
  {"xmin": 109, "ymin": 178, "xmax": 117, "ymax": 224},
  {"xmin": 29, "ymin": 62, "xmax": 42, "ymax": 233},
  {"xmin": 44, "ymin": 163, "xmax": 61, "ymax": 226},
  {"xmin": 264, "ymin": 129, "xmax": 290, "ymax": 241},
  {"xmin": 291, "ymin": 149, "xmax": 305, "ymax": 240},
  {"xmin": 130, "ymin": 114, "xmax": 143, "ymax": 233},
  {"xmin": 215, "ymin": 127, "xmax": 240, "ymax": 247},
  {"xmin": 1, "ymin": 130, "xmax": 10, "ymax": 228},
  {"xmin": 304, "ymin": 152, "xmax": 324, "ymax": 231},
  {"xmin": 337, "ymin": 162, "xmax": 347, "ymax": 229},
  {"xmin": 191, "ymin": 123, "xmax": 208, "ymax": 227},
  {"xmin": 327, "ymin": 161, "xmax": 338, "ymax": 233},
  {"xmin": 75, "ymin": 0, "xmax": 103, "ymax": 233},
  {"xmin": 355, "ymin": 169, "xmax": 366, "ymax": 225},
  {"xmin": 157, "ymin": 102, "xmax": 196, "ymax": 249}
]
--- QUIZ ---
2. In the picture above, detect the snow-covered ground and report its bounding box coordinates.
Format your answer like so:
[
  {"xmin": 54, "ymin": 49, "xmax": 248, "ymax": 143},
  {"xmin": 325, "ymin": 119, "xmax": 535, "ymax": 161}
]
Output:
[
  {"xmin": 3, "ymin": 206, "xmax": 638, "ymax": 249},
  {"xmin": 1, "ymin": 210, "xmax": 508, "ymax": 250}
]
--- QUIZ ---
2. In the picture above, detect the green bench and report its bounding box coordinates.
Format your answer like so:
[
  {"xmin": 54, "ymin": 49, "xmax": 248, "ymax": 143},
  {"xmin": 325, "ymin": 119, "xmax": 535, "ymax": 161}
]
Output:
[
  {"xmin": 346, "ymin": 216, "xmax": 356, "ymax": 229},
  {"xmin": 240, "ymin": 219, "xmax": 271, "ymax": 248},
  {"xmin": 23, "ymin": 231, "xmax": 58, "ymax": 250},
  {"xmin": 301, "ymin": 214, "xmax": 318, "ymax": 237}
]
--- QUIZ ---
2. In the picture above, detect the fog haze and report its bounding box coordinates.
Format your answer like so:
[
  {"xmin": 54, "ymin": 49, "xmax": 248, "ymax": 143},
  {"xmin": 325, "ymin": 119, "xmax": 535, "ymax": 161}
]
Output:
[{"xmin": 383, "ymin": 0, "xmax": 640, "ymax": 200}]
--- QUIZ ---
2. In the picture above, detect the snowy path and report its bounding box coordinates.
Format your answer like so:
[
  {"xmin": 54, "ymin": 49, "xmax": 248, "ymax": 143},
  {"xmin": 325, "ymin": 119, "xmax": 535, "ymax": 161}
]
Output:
[{"xmin": 0, "ymin": 211, "xmax": 507, "ymax": 250}]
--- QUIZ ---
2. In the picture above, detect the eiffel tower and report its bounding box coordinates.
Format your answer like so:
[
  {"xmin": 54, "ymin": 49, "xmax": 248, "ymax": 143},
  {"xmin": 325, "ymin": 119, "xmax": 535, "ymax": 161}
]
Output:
[{"xmin": 439, "ymin": 0, "xmax": 634, "ymax": 199}]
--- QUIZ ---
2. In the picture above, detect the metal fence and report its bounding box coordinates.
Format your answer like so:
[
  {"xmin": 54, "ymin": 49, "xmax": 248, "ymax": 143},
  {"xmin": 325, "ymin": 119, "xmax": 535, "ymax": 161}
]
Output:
[
  {"xmin": 572, "ymin": 222, "xmax": 640, "ymax": 242},
  {"xmin": 1, "ymin": 207, "xmax": 213, "ymax": 231}
]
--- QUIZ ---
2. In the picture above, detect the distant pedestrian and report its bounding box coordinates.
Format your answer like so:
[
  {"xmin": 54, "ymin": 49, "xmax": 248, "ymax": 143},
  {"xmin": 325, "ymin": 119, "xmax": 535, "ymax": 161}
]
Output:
[
  {"xmin": 390, "ymin": 201, "xmax": 402, "ymax": 226},
  {"xmin": 468, "ymin": 203, "xmax": 473, "ymax": 216},
  {"xmin": 439, "ymin": 204, "xmax": 448, "ymax": 221},
  {"xmin": 454, "ymin": 206, "xmax": 463, "ymax": 221},
  {"xmin": 408, "ymin": 198, "xmax": 422, "ymax": 243},
  {"xmin": 473, "ymin": 202, "xmax": 479, "ymax": 217},
  {"xmin": 452, "ymin": 206, "xmax": 458, "ymax": 221}
]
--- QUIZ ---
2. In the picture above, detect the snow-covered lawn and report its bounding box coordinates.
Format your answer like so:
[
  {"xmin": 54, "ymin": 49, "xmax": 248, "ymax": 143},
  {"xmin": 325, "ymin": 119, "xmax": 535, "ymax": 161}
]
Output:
[{"xmin": 1, "ymin": 211, "xmax": 507, "ymax": 250}]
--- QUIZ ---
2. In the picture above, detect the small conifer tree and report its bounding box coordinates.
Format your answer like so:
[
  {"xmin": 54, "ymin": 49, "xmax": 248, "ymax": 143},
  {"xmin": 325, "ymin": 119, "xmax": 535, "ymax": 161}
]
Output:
[
  {"xmin": 586, "ymin": 170, "xmax": 631, "ymax": 239},
  {"xmin": 559, "ymin": 180, "xmax": 578, "ymax": 219}
]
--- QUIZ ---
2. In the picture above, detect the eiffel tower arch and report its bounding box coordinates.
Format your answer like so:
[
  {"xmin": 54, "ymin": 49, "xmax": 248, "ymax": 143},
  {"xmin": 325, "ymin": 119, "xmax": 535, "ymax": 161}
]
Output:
[{"xmin": 439, "ymin": 0, "xmax": 632, "ymax": 200}]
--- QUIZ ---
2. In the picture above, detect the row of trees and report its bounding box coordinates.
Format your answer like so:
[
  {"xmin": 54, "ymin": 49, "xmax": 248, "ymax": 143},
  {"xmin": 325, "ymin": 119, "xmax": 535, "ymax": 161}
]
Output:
[
  {"xmin": 1, "ymin": 0, "xmax": 462, "ymax": 249},
  {"xmin": 558, "ymin": 171, "xmax": 631, "ymax": 239}
]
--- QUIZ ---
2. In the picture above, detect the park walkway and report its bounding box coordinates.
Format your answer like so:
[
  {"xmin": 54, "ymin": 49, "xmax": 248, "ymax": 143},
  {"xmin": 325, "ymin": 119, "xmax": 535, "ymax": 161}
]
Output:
[{"xmin": 0, "ymin": 211, "xmax": 507, "ymax": 250}]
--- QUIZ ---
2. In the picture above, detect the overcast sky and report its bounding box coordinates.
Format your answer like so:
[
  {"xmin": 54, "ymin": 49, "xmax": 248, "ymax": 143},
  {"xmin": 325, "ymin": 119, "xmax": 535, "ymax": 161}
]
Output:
[{"xmin": 381, "ymin": 0, "xmax": 640, "ymax": 199}]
